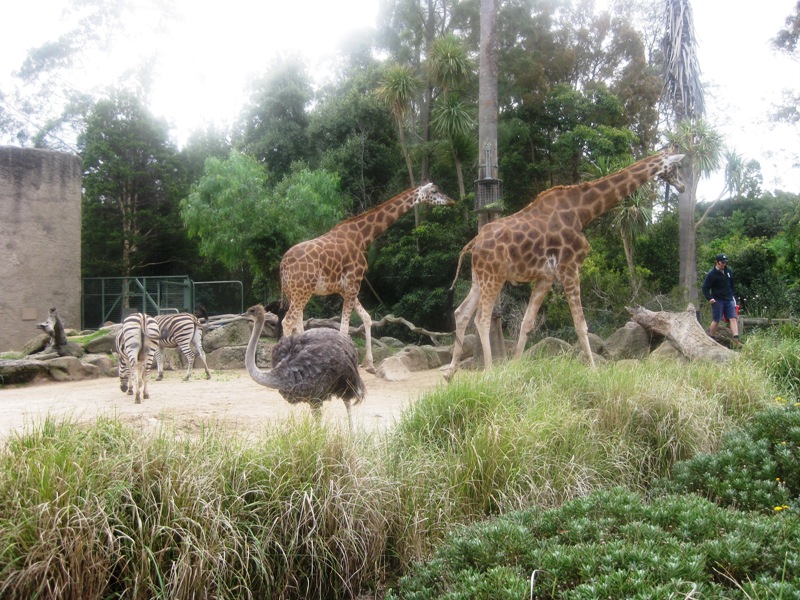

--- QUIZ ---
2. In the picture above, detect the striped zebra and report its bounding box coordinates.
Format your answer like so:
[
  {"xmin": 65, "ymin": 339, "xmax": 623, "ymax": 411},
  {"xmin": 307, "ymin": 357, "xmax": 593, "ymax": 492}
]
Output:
[
  {"xmin": 115, "ymin": 312, "xmax": 160, "ymax": 403},
  {"xmin": 153, "ymin": 312, "xmax": 211, "ymax": 381}
]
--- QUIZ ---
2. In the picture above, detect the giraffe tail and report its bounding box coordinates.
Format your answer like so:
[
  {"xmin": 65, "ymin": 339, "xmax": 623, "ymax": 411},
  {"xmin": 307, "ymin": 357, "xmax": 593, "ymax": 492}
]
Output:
[
  {"xmin": 449, "ymin": 239, "xmax": 475, "ymax": 291},
  {"xmin": 444, "ymin": 239, "xmax": 475, "ymax": 316}
]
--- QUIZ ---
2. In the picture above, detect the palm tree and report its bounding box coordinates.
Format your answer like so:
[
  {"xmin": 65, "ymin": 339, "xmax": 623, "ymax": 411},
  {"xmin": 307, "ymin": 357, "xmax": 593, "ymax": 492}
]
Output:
[
  {"xmin": 376, "ymin": 63, "xmax": 420, "ymax": 188},
  {"xmin": 662, "ymin": 0, "xmax": 705, "ymax": 305},
  {"xmin": 429, "ymin": 34, "xmax": 476, "ymax": 208},
  {"xmin": 666, "ymin": 117, "xmax": 723, "ymax": 292}
]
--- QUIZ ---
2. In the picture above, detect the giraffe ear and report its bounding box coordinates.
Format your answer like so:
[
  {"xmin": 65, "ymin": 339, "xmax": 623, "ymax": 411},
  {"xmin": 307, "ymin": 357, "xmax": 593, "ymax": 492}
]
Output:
[
  {"xmin": 666, "ymin": 154, "xmax": 685, "ymax": 167},
  {"xmin": 419, "ymin": 182, "xmax": 433, "ymax": 193}
]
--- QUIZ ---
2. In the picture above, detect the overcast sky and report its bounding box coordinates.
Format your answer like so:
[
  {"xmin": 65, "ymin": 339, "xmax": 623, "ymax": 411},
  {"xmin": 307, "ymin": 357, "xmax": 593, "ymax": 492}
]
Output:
[{"xmin": 1, "ymin": 0, "xmax": 798, "ymax": 199}]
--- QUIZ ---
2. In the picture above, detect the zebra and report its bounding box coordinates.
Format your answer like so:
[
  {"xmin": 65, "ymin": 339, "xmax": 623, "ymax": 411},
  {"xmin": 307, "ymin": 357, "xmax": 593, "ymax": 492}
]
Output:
[
  {"xmin": 153, "ymin": 312, "xmax": 211, "ymax": 381},
  {"xmin": 115, "ymin": 312, "xmax": 160, "ymax": 403}
]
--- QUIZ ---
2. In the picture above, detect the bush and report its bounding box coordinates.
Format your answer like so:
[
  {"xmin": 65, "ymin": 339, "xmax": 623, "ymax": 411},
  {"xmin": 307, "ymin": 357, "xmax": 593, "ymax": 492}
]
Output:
[
  {"xmin": 656, "ymin": 399, "xmax": 800, "ymax": 513},
  {"xmin": 387, "ymin": 488, "xmax": 800, "ymax": 599}
]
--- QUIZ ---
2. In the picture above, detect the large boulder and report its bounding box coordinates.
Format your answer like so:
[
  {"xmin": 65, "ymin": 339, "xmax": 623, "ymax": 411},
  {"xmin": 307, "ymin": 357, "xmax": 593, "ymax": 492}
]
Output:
[
  {"xmin": 47, "ymin": 356, "xmax": 102, "ymax": 381},
  {"xmin": 376, "ymin": 355, "xmax": 412, "ymax": 381},
  {"xmin": 604, "ymin": 321, "xmax": 651, "ymax": 360},
  {"xmin": 0, "ymin": 359, "xmax": 50, "ymax": 385},
  {"xmin": 83, "ymin": 326, "xmax": 120, "ymax": 354},
  {"xmin": 204, "ymin": 321, "xmax": 253, "ymax": 352}
]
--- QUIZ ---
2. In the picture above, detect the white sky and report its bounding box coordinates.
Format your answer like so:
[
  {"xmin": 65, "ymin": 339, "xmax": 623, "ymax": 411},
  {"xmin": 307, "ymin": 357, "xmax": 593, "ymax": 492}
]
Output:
[{"xmin": 1, "ymin": 0, "xmax": 799, "ymax": 199}]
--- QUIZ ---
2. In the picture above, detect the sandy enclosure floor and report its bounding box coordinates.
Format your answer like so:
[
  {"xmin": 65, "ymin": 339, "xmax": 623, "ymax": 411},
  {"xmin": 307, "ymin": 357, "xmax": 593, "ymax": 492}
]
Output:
[{"xmin": 0, "ymin": 368, "xmax": 447, "ymax": 439}]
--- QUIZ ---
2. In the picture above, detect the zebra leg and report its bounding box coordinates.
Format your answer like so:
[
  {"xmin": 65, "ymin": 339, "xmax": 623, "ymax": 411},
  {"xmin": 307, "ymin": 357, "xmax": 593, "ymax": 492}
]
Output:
[
  {"xmin": 155, "ymin": 346, "xmax": 165, "ymax": 381},
  {"xmin": 179, "ymin": 342, "xmax": 194, "ymax": 381},
  {"xmin": 192, "ymin": 331, "xmax": 211, "ymax": 380}
]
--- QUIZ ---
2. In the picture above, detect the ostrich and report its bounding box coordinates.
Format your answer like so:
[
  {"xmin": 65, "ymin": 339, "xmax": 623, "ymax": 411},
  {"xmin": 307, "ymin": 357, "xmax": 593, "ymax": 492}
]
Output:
[{"xmin": 242, "ymin": 304, "xmax": 366, "ymax": 430}]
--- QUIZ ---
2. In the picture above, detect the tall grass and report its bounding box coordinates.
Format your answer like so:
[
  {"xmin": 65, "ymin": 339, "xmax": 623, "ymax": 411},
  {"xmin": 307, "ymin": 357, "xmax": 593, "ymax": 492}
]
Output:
[{"xmin": 0, "ymin": 346, "xmax": 782, "ymax": 598}]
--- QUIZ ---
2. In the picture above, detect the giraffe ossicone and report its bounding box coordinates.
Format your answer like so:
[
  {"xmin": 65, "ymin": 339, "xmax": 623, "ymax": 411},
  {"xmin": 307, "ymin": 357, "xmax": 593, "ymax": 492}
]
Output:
[
  {"xmin": 442, "ymin": 149, "xmax": 685, "ymax": 381},
  {"xmin": 280, "ymin": 183, "xmax": 455, "ymax": 373}
]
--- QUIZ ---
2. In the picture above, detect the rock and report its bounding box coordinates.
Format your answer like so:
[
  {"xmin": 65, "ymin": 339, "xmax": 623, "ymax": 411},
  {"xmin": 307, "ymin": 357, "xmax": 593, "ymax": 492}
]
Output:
[
  {"xmin": 82, "ymin": 353, "xmax": 117, "ymax": 376},
  {"xmin": 604, "ymin": 321, "xmax": 651, "ymax": 360},
  {"xmin": 83, "ymin": 327, "xmax": 120, "ymax": 354},
  {"xmin": 376, "ymin": 356, "xmax": 412, "ymax": 381},
  {"xmin": 204, "ymin": 321, "xmax": 253, "ymax": 351},
  {"xmin": 378, "ymin": 336, "xmax": 406, "ymax": 349},
  {"xmin": 393, "ymin": 346, "xmax": 433, "ymax": 371},
  {"xmin": 21, "ymin": 334, "xmax": 49, "ymax": 356},
  {"xmin": 47, "ymin": 356, "xmax": 101, "ymax": 381},
  {"xmin": 526, "ymin": 337, "xmax": 574, "ymax": 359},
  {"xmin": 207, "ymin": 346, "xmax": 247, "ymax": 370},
  {"xmin": 420, "ymin": 344, "xmax": 448, "ymax": 368},
  {"xmin": 649, "ymin": 339, "xmax": 688, "ymax": 362},
  {"xmin": 0, "ymin": 359, "xmax": 50, "ymax": 385}
]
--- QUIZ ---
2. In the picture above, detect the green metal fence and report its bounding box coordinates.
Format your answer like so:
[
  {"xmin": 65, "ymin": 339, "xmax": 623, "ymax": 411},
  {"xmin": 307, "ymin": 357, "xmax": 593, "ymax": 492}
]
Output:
[{"xmin": 81, "ymin": 276, "xmax": 243, "ymax": 329}]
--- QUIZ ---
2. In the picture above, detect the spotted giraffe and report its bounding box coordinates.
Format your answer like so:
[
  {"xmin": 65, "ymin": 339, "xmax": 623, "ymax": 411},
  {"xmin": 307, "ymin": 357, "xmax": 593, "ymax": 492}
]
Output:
[
  {"xmin": 442, "ymin": 150, "xmax": 685, "ymax": 380},
  {"xmin": 280, "ymin": 182, "xmax": 455, "ymax": 373}
]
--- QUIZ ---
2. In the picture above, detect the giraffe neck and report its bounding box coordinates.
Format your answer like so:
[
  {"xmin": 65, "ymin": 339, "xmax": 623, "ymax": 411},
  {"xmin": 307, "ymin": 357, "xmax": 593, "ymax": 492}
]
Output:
[
  {"xmin": 575, "ymin": 153, "xmax": 666, "ymax": 225},
  {"xmin": 331, "ymin": 189, "xmax": 418, "ymax": 248}
]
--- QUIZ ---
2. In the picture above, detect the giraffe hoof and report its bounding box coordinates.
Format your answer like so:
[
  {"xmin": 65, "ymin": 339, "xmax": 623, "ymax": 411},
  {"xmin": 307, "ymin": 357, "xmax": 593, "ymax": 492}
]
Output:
[
  {"xmin": 440, "ymin": 365, "xmax": 455, "ymax": 382},
  {"xmin": 364, "ymin": 364, "xmax": 377, "ymax": 375},
  {"xmin": 156, "ymin": 374, "xmax": 163, "ymax": 381}
]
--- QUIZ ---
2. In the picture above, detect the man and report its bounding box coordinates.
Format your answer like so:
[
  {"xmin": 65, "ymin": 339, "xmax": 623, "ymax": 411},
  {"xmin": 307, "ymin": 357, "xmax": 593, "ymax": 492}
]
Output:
[{"xmin": 701, "ymin": 253, "xmax": 742, "ymax": 347}]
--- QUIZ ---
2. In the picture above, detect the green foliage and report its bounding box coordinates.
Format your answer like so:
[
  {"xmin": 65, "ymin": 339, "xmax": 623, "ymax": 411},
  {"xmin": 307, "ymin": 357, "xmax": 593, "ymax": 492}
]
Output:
[
  {"xmin": 657, "ymin": 399, "xmax": 800, "ymax": 513},
  {"xmin": 387, "ymin": 488, "xmax": 800, "ymax": 599},
  {"xmin": 235, "ymin": 57, "xmax": 313, "ymax": 180},
  {"xmin": 181, "ymin": 152, "xmax": 344, "ymax": 292},
  {"xmin": 79, "ymin": 91, "xmax": 189, "ymax": 278}
]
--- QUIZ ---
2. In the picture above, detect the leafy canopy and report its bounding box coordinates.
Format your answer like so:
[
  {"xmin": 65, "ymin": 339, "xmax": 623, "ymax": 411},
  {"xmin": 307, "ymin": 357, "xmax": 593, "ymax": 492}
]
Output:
[{"xmin": 180, "ymin": 152, "xmax": 344, "ymax": 289}]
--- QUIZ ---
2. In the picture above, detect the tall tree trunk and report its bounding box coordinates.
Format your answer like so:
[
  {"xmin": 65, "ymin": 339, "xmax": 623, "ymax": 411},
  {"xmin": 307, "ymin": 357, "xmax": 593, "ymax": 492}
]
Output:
[
  {"xmin": 678, "ymin": 161, "xmax": 700, "ymax": 305},
  {"xmin": 476, "ymin": 0, "xmax": 504, "ymax": 364}
]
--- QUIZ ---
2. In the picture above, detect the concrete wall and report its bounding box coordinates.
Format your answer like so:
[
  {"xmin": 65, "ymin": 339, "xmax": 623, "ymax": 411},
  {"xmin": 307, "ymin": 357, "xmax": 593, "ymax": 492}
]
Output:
[{"xmin": 0, "ymin": 146, "xmax": 82, "ymax": 352}]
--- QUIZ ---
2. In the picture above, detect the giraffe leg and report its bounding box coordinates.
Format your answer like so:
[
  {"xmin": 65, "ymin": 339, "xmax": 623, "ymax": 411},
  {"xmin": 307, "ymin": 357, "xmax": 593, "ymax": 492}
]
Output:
[
  {"xmin": 561, "ymin": 270, "xmax": 595, "ymax": 367},
  {"xmin": 475, "ymin": 282, "xmax": 503, "ymax": 371},
  {"xmin": 282, "ymin": 295, "xmax": 309, "ymax": 336},
  {"xmin": 514, "ymin": 278, "xmax": 554, "ymax": 358},
  {"xmin": 352, "ymin": 299, "xmax": 375, "ymax": 373},
  {"xmin": 441, "ymin": 282, "xmax": 481, "ymax": 381}
]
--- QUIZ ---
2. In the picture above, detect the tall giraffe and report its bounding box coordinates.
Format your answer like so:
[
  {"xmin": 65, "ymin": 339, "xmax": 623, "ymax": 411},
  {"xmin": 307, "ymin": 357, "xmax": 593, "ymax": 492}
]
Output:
[
  {"xmin": 280, "ymin": 182, "xmax": 455, "ymax": 373},
  {"xmin": 442, "ymin": 150, "xmax": 685, "ymax": 380}
]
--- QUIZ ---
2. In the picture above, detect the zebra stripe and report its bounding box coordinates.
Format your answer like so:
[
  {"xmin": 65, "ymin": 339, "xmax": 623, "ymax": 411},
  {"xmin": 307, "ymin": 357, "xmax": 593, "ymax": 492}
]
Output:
[
  {"xmin": 115, "ymin": 313, "xmax": 160, "ymax": 403},
  {"xmin": 153, "ymin": 313, "xmax": 211, "ymax": 381}
]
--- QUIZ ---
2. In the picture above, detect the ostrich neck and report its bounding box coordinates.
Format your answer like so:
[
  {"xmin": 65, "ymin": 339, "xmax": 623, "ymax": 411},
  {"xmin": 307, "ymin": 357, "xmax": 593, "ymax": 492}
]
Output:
[{"xmin": 245, "ymin": 314, "xmax": 281, "ymax": 389}]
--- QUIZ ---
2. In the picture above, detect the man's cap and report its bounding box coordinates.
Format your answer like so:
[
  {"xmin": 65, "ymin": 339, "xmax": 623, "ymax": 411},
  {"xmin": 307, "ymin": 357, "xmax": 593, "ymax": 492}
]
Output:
[{"xmin": 715, "ymin": 253, "xmax": 728, "ymax": 262}]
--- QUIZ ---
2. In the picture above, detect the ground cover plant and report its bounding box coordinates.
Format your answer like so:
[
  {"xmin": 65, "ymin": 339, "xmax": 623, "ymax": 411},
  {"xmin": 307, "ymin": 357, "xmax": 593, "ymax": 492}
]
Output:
[{"xmin": 0, "ymin": 332, "xmax": 790, "ymax": 599}]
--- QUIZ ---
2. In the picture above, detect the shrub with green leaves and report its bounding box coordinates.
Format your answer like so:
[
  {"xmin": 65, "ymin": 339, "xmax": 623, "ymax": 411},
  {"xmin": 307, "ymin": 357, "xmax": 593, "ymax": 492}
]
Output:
[
  {"xmin": 387, "ymin": 488, "xmax": 800, "ymax": 599},
  {"xmin": 656, "ymin": 398, "xmax": 800, "ymax": 513}
]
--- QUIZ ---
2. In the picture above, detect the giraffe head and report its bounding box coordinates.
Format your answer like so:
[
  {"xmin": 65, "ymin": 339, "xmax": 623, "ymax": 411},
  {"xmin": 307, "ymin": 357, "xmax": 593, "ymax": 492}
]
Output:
[
  {"xmin": 414, "ymin": 182, "xmax": 455, "ymax": 206},
  {"xmin": 655, "ymin": 150, "xmax": 686, "ymax": 193}
]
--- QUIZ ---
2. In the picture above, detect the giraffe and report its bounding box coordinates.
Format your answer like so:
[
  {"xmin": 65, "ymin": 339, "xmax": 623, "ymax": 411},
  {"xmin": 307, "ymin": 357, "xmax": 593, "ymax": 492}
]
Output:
[
  {"xmin": 441, "ymin": 149, "xmax": 685, "ymax": 381},
  {"xmin": 280, "ymin": 182, "xmax": 455, "ymax": 373}
]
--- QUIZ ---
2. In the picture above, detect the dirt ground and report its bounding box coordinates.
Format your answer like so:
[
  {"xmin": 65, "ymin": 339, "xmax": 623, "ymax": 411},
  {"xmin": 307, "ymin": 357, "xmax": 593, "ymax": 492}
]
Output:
[{"xmin": 0, "ymin": 368, "xmax": 448, "ymax": 440}]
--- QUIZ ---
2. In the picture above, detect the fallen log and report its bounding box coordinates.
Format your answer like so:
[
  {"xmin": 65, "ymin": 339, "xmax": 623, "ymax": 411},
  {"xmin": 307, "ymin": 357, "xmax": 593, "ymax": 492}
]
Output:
[{"xmin": 626, "ymin": 304, "xmax": 737, "ymax": 363}]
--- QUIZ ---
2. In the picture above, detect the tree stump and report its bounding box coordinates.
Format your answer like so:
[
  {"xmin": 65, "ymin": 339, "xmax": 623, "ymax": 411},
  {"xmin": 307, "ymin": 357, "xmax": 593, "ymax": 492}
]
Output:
[
  {"xmin": 35, "ymin": 307, "xmax": 83, "ymax": 357},
  {"xmin": 626, "ymin": 304, "xmax": 737, "ymax": 363}
]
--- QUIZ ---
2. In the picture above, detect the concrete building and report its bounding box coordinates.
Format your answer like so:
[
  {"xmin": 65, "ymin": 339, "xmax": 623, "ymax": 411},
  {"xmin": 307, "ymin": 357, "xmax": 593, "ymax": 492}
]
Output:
[{"xmin": 0, "ymin": 146, "xmax": 82, "ymax": 352}]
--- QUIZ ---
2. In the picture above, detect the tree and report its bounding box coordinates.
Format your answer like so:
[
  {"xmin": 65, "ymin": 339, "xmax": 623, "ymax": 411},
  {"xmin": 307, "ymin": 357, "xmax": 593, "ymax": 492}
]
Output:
[
  {"xmin": 662, "ymin": 0, "xmax": 706, "ymax": 305},
  {"xmin": 80, "ymin": 92, "xmax": 181, "ymax": 281},
  {"xmin": 235, "ymin": 57, "xmax": 313, "ymax": 181},
  {"xmin": 181, "ymin": 152, "xmax": 344, "ymax": 294},
  {"xmin": 375, "ymin": 63, "xmax": 420, "ymax": 188},
  {"xmin": 428, "ymin": 33, "xmax": 476, "ymax": 203}
]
